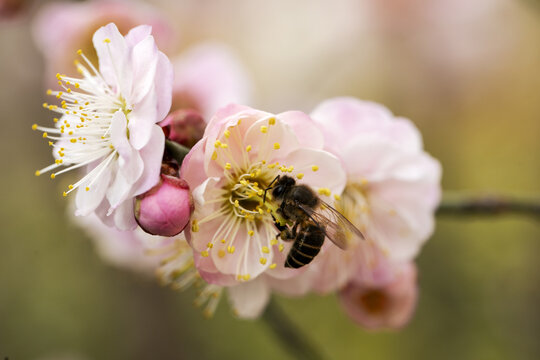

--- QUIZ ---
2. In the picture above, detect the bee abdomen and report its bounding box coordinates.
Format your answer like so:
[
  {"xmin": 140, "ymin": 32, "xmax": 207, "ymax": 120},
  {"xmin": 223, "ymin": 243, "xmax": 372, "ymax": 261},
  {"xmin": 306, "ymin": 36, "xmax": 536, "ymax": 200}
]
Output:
[{"xmin": 285, "ymin": 225, "xmax": 325, "ymax": 268}]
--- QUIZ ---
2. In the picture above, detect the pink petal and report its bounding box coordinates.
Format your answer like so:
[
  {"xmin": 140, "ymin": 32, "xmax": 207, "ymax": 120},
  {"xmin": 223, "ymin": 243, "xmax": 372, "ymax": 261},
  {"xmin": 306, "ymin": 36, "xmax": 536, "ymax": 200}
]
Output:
[
  {"xmin": 277, "ymin": 111, "xmax": 324, "ymax": 149},
  {"xmin": 128, "ymin": 87, "xmax": 158, "ymax": 150},
  {"xmin": 154, "ymin": 52, "xmax": 174, "ymax": 122},
  {"xmin": 129, "ymin": 34, "xmax": 159, "ymax": 104},
  {"xmin": 227, "ymin": 279, "xmax": 270, "ymax": 319}
]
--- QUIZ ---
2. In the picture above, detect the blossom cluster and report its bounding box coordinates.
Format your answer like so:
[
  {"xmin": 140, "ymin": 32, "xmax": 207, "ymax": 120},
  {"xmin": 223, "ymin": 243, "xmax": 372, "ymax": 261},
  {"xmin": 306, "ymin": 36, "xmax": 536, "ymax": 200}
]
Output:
[{"xmin": 32, "ymin": 2, "xmax": 441, "ymax": 330}]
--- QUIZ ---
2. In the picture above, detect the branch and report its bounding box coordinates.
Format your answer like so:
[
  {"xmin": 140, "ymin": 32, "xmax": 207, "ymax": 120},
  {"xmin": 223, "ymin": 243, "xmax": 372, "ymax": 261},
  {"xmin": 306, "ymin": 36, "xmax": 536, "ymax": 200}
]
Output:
[
  {"xmin": 437, "ymin": 192, "xmax": 540, "ymax": 218},
  {"xmin": 261, "ymin": 297, "xmax": 326, "ymax": 360}
]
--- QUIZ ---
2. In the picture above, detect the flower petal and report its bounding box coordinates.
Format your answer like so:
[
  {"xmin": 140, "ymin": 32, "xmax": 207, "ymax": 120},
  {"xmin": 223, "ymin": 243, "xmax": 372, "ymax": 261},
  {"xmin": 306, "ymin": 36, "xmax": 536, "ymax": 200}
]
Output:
[
  {"xmin": 131, "ymin": 124, "xmax": 165, "ymax": 196},
  {"xmin": 227, "ymin": 278, "xmax": 270, "ymax": 319}
]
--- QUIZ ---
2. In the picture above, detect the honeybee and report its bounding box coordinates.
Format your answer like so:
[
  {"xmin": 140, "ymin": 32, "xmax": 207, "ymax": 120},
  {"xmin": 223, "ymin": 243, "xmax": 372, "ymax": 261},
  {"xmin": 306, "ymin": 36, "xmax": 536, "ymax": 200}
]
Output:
[{"xmin": 264, "ymin": 175, "xmax": 365, "ymax": 268}]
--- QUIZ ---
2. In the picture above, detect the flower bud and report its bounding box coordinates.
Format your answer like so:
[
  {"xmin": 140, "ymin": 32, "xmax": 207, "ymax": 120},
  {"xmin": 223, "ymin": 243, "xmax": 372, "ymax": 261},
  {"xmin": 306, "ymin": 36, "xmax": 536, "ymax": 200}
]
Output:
[
  {"xmin": 338, "ymin": 263, "xmax": 418, "ymax": 330},
  {"xmin": 134, "ymin": 174, "xmax": 193, "ymax": 237},
  {"xmin": 160, "ymin": 109, "xmax": 206, "ymax": 148}
]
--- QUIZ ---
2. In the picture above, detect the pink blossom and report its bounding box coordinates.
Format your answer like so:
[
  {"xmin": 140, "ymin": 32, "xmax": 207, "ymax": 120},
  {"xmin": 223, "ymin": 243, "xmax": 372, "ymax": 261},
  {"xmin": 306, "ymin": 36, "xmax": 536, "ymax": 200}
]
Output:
[
  {"xmin": 32, "ymin": 0, "xmax": 175, "ymax": 86},
  {"xmin": 171, "ymin": 43, "xmax": 252, "ymax": 119},
  {"xmin": 181, "ymin": 104, "xmax": 346, "ymax": 285},
  {"xmin": 34, "ymin": 23, "xmax": 173, "ymax": 230},
  {"xmin": 272, "ymin": 97, "xmax": 441, "ymax": 295},
  {"xmin": 338, "ymin": 262, "xmax": 418, "ymax": 330}
]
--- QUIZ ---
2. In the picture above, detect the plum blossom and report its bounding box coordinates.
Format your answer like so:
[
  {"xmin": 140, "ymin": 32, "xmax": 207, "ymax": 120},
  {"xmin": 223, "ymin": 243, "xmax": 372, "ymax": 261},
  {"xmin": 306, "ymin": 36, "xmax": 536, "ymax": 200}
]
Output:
[
  {"xmin": 33, "ymin": 23, "xmax": 173, "ymax": 230},
  {"xmin": 170, "ymin": 43, "xmax": 252, "ymax": 119},
  {"xmin": 273, "ymin": 97, "xmax": 441, "ymax": 295},
  {"xmin": 33, "ymin": 0, "xmax": 175, "ymax": 86},
  {"xmin": 181, "ymin": 104, "xmax": 347, "ymax": 285},
  {"xmin": 338, "ymin": 262, "xmax": 418, "ymax": 330}
]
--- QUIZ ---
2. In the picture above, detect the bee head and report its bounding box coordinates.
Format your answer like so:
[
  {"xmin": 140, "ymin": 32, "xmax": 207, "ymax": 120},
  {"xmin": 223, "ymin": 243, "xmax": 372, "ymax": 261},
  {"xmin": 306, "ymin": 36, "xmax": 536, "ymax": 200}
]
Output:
[{"xmin": 271, "ymin": 175, "xmax": 295, "ymax": 199}]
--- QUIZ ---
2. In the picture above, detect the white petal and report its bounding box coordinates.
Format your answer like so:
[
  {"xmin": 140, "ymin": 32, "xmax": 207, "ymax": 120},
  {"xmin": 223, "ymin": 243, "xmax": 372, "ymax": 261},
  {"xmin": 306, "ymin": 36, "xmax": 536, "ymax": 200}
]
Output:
[
  {"xmin": 74, "ymin": 163, "xmax": 112, "ymax": 216},
  {"xmin": 93, "ymin": 23, "xmax": 132, "ymax": 96},
  {"xmin": 128, "ymin": 87, "xmax": 158, "ymax": 150},
  {"xmin": 131, "ymin": 124, "xmax": 165, "ymax": 196},
  {"xmin": 227, "ymin": 278, "xmax": 270, "ymax": 319},
  {"xmin": 113, "ymin": 199, "xmax": 137, "ymax": 231},
  {"xmin": 129, "ymin": 35, "xmax": 159, "ymax": 104}
]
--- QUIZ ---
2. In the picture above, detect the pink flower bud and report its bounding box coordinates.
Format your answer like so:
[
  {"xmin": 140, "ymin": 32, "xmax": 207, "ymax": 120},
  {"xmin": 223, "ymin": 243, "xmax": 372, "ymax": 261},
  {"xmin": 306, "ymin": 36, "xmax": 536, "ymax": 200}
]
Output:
[
  {"xmin": 160, "ymin": 109, "xmax": 206, "ymax": 148},
  {"xmin": 338, "ymin": 263, "xmax": 418, "ymax": 330},
  {"xmin": 134, "ymin": 174, "xmax": 193, "ymax": 237}
]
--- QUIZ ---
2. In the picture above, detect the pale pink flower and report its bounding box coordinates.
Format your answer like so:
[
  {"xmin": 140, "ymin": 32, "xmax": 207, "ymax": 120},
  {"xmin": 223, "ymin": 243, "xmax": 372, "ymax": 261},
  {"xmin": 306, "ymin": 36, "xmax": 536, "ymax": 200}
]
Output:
[
  {"xmin": 74, "ymin": 212, "xmax": 170, "ymax": 273},
  {"xmin": 275, "ymin": 97, "xmax": 441, "ymax": 295},
  {"xmin": 338, "ymin": 262, "xmax": 418, "ymax": 330},
  {"xmin": 33, "ymin": 0, "xmax": 175, "ymax": 86},
  {"xmin": 33, "ymin": 23, "xmax": 173, "ymax": 230},
  {"xmin": 181, "ymin": 104, "xmax": 347, "ymax": 285},
  {"xmin": 171, "ymin": 43, "xmax": 252, "ymax": 119}
]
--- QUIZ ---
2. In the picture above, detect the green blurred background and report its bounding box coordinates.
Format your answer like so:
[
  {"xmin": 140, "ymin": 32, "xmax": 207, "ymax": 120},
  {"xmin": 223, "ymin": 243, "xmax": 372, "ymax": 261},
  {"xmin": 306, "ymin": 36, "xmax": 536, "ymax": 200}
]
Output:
[{"xmin": 1, "ymin": 0, "xmax": 540, "ymax": 359}]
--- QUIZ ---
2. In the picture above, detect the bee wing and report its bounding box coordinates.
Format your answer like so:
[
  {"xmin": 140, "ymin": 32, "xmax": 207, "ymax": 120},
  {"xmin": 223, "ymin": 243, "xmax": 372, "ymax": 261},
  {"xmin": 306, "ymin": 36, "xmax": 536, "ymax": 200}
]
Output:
[{"xmin": 297, "ymin": 201, "xmax": 365, "ymax": 250}]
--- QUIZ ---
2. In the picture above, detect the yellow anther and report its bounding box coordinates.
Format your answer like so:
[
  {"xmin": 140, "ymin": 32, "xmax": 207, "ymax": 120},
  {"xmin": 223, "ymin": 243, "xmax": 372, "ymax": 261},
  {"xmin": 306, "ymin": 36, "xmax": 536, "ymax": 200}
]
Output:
[
  {"xmin": 42, "ymin": 102, "xmax": 48, "ymax": 108},
  {"xmin": 240, "ymin": 179, "xmax": 248, "ymax": 186},
  {"xmin": 218, "ymin": 250, "xmax": 226, "ymax": 258},
  {"xmin": 56, "ymin": 73, "xmax": 62, "ymax": 80},
  {"xmin": 42, "ymin": 132, "xmax": 48, "ymax": 138},
  {"xmin": 262, "ymin": 246, "xmax": 270, "ymax": 254},
  {"xmin": 75, "ymin": 83, "xmax": 80, "ymax": 88},
  {"xmin": 32, "ymin": 124, "xmax": 37, "ymax": 130},
  {"xmin": 77, "ymin": 49, "xmax": 82, "ymax": 55},
  {"xmin": 242, "ymin": 274, "xmax": 251, "ymax": 281},
  {"xmin": 214, "ymin": 140, "xmax": 221, "ymax": 148},
  {"xmin": 50, "ymin": 173, "xmax": 56, "ymax": 179},
  {"xmin": 227, "ymin": 246, "xmax": 235, "ymax": 254},
  {"xmin": 85, "ymin": 187, "xmax": 90, "ymax": 191},
  {"xmin": 278, "ymin": 244, "xmax": 284, "ymax": 252},
  {"xmin": 55, "ymin": 159, "xmax": 62, "ymax": 164},
  {"xmin": 53, "ymin": 118, "xmax": 59, "ymax": 123},
  {"xmin": 68, "ymin": 131, "xmax": 73, "ymax": 135},
  {"xmin": 270, "ymin": 239, "xmax": 278, "ymax": 246},
  {"xmin": 245, "ymin": 145, "xmax": 252, "ymax": 152},
  {"xmin": 260, "ymin": 125, "xmax": 268, "ymax": 133},
  {"xmin": 103, "ymin": 38, "xmax": 111, "ymax": 43},
  {"xmin": 267, "ymin": 163, "xmax": 276, "ymax": 169},
  {"xmin": 260, "ymin": 257, "xmax": 267, "ymax": 265},
  {"xmin": 220, "ymin": 143, "xmax": 228, "ymax": 149},
  {"xmin": 248, "ymin": 230, "xmax": 254, "ymax": 236},
  {"xmin": 269, "ymin": 263, "xmax": 277, "ymax": 269},
  {"xmin": 207, "ymin": 243, "xmax": 214, "ymax": 249},
  {"xmin": 258, "ymin": 208, "xmax": 264, "ymax": 215},
  {"xmin": 224, "ymin": 130, "xmax": 231, "ymax": 138},
  {"xmin": 48, "ymin": 141, "xmax": 53, "ymax": 146},
  {"xmin": 273, "ymin": 142, "xmax": 280, "ymax": 150},
  {"xmin": 70, "ymin": 139, "xmax": 77, "ymax": 143},
  {"xmin": 62, "ymin": 191, "xmax": 67, "ymax": 197},
  {"xmin": 334, "ymin": 194, "xmax": 342, "ymax": 201},
  {"xmin": 34, "ymin": 170, "xmax": 41, "ymax": 177},
  {"xmin": 224, "ymin": 163, "xmax": 231, "ymax": 170},
  {"xmin": 201, "ymin": 251, "xmax": 209, "ymax": 257},
  {"xmin": 191, "ymin": 220, "xmax": 199, "ymax": 232},
  {"xmin": 360, "ymin": 178, "xmax": 369, "ymax": 186},
  {"xmin": 312, "ymin": 165, "xmax": 319, "ymax": 172},
  {"xmin": 68, "ymin": 185, "xmax": 74, "ymax": 190},
  {"xmin": 66, "ymin": 88, "xmax": 72, "ymax": 93},
  {"xmin": 46, "ymin": 89, "xmax": 52, "ymax": 95},
  {"xmin": 268, "ymin": 117, "xmax": 276, "ymax": 125},
  {"xmin": 211, "ymin": 151, "xmax": 218, "ymax": 161},
  {"xmin": 318, "ymin": 188, "xmax": 331, "ymax": 196},
  {"xmin": 221, "ymin": 239, "xmax": 226, "ymax": 244},
  {"xmin": 234, "ymin": 200, "xmax": 240, "ymax": 208},
  {"xmin": 296, "ymin": 173, "xmax": 304, "ymax": 179}
]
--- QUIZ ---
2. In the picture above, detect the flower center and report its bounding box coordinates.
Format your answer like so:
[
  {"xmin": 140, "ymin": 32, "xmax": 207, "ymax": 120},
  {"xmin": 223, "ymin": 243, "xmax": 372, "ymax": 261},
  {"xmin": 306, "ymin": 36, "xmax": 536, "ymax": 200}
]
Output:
[{"xmin": 33, "ymin": 46, "xmax": 126, "ymax": 197}]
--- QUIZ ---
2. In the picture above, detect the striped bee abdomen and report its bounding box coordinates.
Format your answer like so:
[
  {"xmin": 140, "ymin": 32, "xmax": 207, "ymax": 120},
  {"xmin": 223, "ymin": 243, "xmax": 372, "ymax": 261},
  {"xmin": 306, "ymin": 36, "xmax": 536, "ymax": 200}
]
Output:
[{"xmin": 285, "ymin": 224, "xmax": 325, "ymax": 268}]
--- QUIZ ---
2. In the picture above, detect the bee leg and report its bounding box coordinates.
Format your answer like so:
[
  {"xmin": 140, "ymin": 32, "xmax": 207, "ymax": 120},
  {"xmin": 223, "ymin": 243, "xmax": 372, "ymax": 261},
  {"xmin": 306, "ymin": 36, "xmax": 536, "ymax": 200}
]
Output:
[{"xmin": 263, "ymin": 175, "xmax": 280, "ymax": 203}]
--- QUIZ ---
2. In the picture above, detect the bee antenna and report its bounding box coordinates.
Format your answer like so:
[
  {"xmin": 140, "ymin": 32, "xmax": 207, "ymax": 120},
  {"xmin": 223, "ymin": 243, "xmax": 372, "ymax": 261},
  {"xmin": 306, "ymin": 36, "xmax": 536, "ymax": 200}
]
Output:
[{"xmin": 263, "ymin": 175, "xmax": 280, "ymax": 204}]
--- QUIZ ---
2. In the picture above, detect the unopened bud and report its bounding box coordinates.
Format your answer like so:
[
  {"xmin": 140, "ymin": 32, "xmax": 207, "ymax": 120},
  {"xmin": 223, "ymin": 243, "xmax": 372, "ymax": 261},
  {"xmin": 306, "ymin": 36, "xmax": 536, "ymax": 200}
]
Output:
[
  {"xmin": 160, "ymin": 109, "xmax": 206, "ymax": 148},
  {"xmin": 134, "ymin": 174, "xmax": 193, "ymax": 237},
  {"xmin": 338, "ymin": 263, "xmax": 418, "ymax": 330}
]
